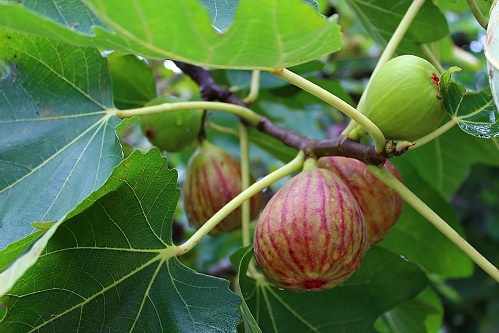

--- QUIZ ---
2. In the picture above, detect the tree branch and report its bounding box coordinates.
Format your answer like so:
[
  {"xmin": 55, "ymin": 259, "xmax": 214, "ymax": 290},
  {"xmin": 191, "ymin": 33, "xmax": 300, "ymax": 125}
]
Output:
[{"xmin": 174, "ymin": 61, "xmax": 388, "ymax": 166}]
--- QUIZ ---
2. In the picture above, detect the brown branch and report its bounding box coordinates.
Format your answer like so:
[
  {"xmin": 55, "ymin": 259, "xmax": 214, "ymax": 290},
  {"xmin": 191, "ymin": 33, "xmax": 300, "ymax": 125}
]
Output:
[{"xmin": 174, "ymin": 61, "xmax": 388, "ymax": 166}]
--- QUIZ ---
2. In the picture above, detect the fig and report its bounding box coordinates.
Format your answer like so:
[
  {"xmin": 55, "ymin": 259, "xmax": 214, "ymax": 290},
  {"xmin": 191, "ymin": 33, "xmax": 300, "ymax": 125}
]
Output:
[
  {"xmin": 253, "ymin": 164, "xmax": 368, "ymax": 291},
  {"xmin": 352, "ymin": 55, "xmax": 445, "ymax": 140},
  {"xmin": 318, "ymin": 156, "xmax": 404, "ymax": 245},
  {"xmin": 139, "ymin": 96, "xmax": 203, "ymax": 152},
  {"xmin": 182, "ymin": 140, "xmax": 263, "ymax": 235}
]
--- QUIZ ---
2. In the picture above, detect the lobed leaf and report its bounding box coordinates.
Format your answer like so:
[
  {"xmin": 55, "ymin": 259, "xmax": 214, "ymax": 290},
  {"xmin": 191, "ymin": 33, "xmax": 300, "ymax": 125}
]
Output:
[
  {"xmin": 0, "ymin": 149, "xmax": 241, "ymax": 332},
  {"xmin": 0, "ymin": 30, "xmax": 122, "ymax": 250},
  {"xmin": 0, "ymin": 0, "xmax": 342, "ymax": 70},
  {"xmin": 440, "ymin": 67, "xmax": 499, "ymax": 138}
]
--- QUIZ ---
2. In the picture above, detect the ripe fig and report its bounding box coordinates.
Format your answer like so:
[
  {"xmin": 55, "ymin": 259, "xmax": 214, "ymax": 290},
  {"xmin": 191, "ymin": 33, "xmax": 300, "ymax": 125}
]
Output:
[
  {"xmin": 182, "ymin": 140, "xmax": 263, "ymax": 235},
  {"xmin": 139, "ymin": 96, "xmax": 203, "ymax": 152},
  {"xmin": 352, "ymin": 55, "xmax": 445, "ymax": 140},
  {"xmin": 253, "ymin": 165, "xmax": 368, "ymax": 291},
  {"xmin": 318, "ymin": 156, "xmax": 404, "ymax": 245}
]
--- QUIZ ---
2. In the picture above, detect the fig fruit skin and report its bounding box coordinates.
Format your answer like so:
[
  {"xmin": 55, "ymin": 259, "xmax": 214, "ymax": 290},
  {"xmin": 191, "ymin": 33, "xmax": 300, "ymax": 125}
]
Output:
[
  {"xmin": 318, "ymin": 156, "xmax": 404, "ymax": 245},
  {"xmin": 139, "ymin": 96, "xmax": 203, "ymax": 152},
  {"xmin": 253, "ymin": 167, "xmax": 368, "ymax": 292},
  {"xmin": 182, "ymin": 140, "xmax": 263, "ymax": 236},
  {"xmin": 360, "ymin": 55, "xmax": 445, "ymax": 140}
]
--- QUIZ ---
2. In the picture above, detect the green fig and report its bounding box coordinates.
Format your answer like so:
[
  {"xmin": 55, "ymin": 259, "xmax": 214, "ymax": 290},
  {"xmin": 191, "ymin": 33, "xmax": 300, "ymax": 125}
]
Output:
[
  {"xmin": 182, "ymin": 140, "xmax": 263, "ymax": 235},
  {"xmin": 253, "ymin": 165, "xmax": 368, "ymax": 291},
  {"xmin": 139, "ymin": 96, "xmax": 203, "ymax": 152},
  {"xmin": 318, "ymin": 156, "xmax": 404, "ymax": 245},
  {"xmin": 352, "ymin": 55, "xmax": 445, "ymax": 140}
]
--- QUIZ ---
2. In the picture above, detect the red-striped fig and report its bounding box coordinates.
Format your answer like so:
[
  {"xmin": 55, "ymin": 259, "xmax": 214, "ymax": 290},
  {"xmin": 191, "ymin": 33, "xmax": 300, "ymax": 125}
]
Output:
[
  {"xmin": 350, "ymin": 55, "xmax": 445, "ymax": 140},
  {"xmin": 318, "ymin": 157, "xmax": 404, "ymax": 245},
  {"xmin": 253, "ymin": 164, "xmax": 368, "ymax": 291},
  {"xmin": 182, "ymin": 140, "xmax": 263, "ymax": 235},
  {"xmin": 139, "ymin": 96, "xmax": 203, "ymax": 152}
]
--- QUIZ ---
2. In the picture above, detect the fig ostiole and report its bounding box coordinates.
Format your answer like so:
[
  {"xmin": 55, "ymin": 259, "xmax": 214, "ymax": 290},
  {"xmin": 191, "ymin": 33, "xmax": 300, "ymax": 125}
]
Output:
[
  {"xmin": 318, "ymin": 156, "xmax": 404, "ymax": 245},
  {"xmin": 139, "ymin": 96, "xmax": 203, "ymax": 152},
  {"xmin": 350, "ymin": 55, "xmax": 445, "ymax": 141},
  {"xmin": 182, "ymin": 140, "xmax": 263, "ymax": 236},
  {"xmin": 253, "ymin": 162, "xmax": 368, "ymax": 292}
]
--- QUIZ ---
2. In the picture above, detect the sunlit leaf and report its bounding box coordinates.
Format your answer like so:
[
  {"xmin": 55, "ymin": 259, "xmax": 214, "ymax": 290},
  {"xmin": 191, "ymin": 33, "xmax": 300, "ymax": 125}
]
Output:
[
  {"xmin": 0, "ymin": 149, "xmax": 241, "ymax": 332},
  {"xmin": 0, "ymin": 30, "xmax": 122, "ymax": 249},
  {"xmin": 234, "ymin": 246, "xmax": 427, "ymax": 332},
  {"xmin": 440, "ymin": 67, "xmax": 499, "ymax": 138},
  {"xmin": 0, "ymin": 0, "xmax": 342, "ymax": 70}
]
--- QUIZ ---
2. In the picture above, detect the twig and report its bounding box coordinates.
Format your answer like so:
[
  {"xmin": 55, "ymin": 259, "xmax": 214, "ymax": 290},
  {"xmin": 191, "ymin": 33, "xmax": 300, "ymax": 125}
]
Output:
[{"xmin": 174, "ymin": 61, "xmax": 389, "ymax": 165}]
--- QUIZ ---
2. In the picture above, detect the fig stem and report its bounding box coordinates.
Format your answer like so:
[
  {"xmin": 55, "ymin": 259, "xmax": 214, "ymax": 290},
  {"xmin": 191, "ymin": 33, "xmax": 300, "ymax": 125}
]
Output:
[
  {"xmin": 371, "ymin": 0, "xmax": 426, "ymax": 78},
  {"xmin": 115, "ymin": 101, "xmax": 262, "ymax": 126},
  {"xmin": 269, "ymin": 68, "xmax": 387, "ymax": 152},
  {"xmin": 206, "ymin": 119, "xmax": 239, "ymax": 136},
  {"xmin": 341, "ymin": 0, "xmax": 426, "ymax": 143},
  {"xmin": 239, "ymin": 122, "xmax": 252, "ymax": 249},
  {"xmin": 175, "ymin": 150, "xmax": 306, "ymax": 256},
  {"xmin": 243, "ymin": 70, "xmax": 261, "ymax": 104},
  {"xmin": 367, "ymin": 165, "xmax": 499, "ymax": 282},
  {"xmin": 239, "ymin": 122, "xmax": 261, "ymax": 278},
  {"xmin": 467, "ymin": 0, "xmax": 488, "ymax": 29},
  {"xmin": 409, "ymin": 119, "xmax": 458, "ymax": 151},
  {"xmin": 302, "ymin": 157, "xmax": 318, "ymax": 171}
]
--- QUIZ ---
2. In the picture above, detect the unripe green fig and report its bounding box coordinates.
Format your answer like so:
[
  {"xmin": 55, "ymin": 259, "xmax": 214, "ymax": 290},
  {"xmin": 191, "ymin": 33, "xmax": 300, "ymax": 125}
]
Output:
[
  {"xmin": 139, "ymin": 96, "xmax": 203, "ymax": 152},
  {"xmin": 182, "ymin": 140, "xmax": 263, "ymax": 235},
  {"xmin": 253, "ymin": 164, "xmax": 368, "ymax": 291},
  {"xmin": 318, "ymin": 156, "xmax": 404, "ymax": 245},
  {"xmin": 354, "ymin": 55, "xmax": 445, "ymax": 140}
]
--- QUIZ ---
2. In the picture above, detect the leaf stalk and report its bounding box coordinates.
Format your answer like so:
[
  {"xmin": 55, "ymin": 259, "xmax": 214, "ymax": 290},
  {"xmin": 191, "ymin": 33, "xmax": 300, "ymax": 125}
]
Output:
[
  {"xmin": 367, "ymin": 165, "xmax": 499, "ymax": 282},
  {"xmin": 269, "ymin": 68, "xmax": 387, "ymax": 152},
  {"xmin": 175, "ymin": 151, "xmax": 305, "ymax": 256}
]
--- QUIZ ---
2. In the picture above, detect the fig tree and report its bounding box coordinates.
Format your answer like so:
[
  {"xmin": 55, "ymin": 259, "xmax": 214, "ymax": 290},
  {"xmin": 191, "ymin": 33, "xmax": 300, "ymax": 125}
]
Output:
[
  {"xmin": 182, "ymin": 140, "xmax": 263, "ymax": 235},
  {"xmin": 139, "ymin": 96, "xmax": 203, "ymax": 152},
  {"xmin": 253, "ymin": 164, "xmax": 368, "ymax": 291},
  {"xmin": 352, "ymin": 55, "xmax": 445, "ymax": 140},
  {"xmin": 318, "ymin": 156, "xmax": 404, "ymax": 245}
]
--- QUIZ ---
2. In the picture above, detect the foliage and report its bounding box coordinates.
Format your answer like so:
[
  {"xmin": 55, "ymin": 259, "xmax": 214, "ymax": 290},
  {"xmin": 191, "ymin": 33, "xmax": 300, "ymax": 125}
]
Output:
[{"xmin": 0, "ymin": 0, "xmax": 498, "ymax": 332}]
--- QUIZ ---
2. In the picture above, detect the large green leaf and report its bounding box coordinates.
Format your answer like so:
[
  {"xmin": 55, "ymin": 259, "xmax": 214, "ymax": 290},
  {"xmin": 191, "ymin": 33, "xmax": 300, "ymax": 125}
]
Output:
[
  {"xmin": 344, "ymin": 0, "xmax": 449, "ymax": 55},
  {"xmin": 0, "ymin": 149, "xmax": 241, "ymax": 332},
  {"xmin": 0, "ymin": 0, "xmax": 342, "ymax": 70},
  {"xmin": 381, "ymin": 158, "xmax": 474, "ymax": 279},
  {"xmin": 234, "ymin": 246, "xmax": 427, "ymax": 333},
  {"xmin": 0, "ymin": 30, "xmax": 122, "ymax": 249}
]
